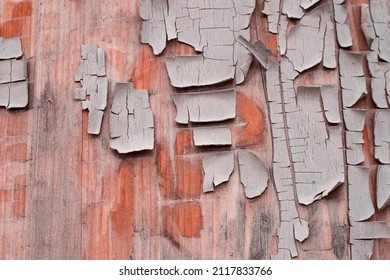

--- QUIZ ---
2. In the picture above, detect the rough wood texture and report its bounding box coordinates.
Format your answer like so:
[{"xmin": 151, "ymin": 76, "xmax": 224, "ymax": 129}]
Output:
[{"xmin": 1, "ymin": 0, "xmax": 389, "ymax": 261}]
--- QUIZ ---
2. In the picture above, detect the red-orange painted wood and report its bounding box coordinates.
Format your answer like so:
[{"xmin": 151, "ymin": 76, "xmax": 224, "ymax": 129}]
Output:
[{"xmin": 0, "ymin": 0, "xmax": 389, "ymax": 260}]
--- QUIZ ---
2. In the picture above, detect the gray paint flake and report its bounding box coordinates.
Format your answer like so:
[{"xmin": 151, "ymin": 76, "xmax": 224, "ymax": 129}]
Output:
[
  {"xmin": 0, "ymin": 37, "xmax": 23, "ymax": 59},
  {"xmin": 374, "ymin": 110, "xmax": 390, "ymax": 164},
  {"xmin": 351, "ymin": 239, "xmax": 374, "ymax": 260},
  {"xmin": 171, "ymin": 88, "xmax": 236, "ymax": 125},
  {"xmin": 300, "ymin": 0, "xmax": 320, "ymax": 10},
  {"xmin": 0, "ymin": 81, "xmax": 28, "ymax": 109},
  {"xmin": 193, "ymin": 127, "xmax": 232, "ymax": 147},
  {"xmin": 333, "ymin": 0, "xmax": 353, "ymax": 48},
  {"xmin": 140, "ymin": 0, "xmax": 256, "ymax": 87},
  {"xmin": 344, "ymin": 109, "xmax": 366, "ymax": 165},
  {"xmin": 7, "ymin": 81, "xmax": 28, "ymax": 109},
  {"xmin": 0, "ymin": 37, "xmax": 28, "ymax": 110},
  {"xmin": 363, "ymin": 1, "xmax": 390, "ymax": 108},
  {"xmin": 321, "ymin": 86, "xmax": 341, "ymax": 124},
  {"xmin": 285, "ymin": 4, "xmax": 337, "ymax": 73},
  {"xmin": 282, "ymin": 0, "xmax": 304, "ymax": 19},
  {"xmin": 0, "ymin": 60, "xmax": 11, "ymax": 84},
  {"xmin": 351, "ymin": 221, "xmax": 390, "ymax": 240},
  {"xmin": 348, "ymin": 166, "xmax": 375, "ymax": 222},
  {"xmin": 263, "ymin": 0, "xmax": 281, "ymax": 34},
  {"xmin": 339, "ymin": 50, "xmax": 367, "ymax": 108},
  {"xmin": 237, "ymin": 150, "xmax": 269, "ymax": 199},
  {"xmin": 236, "ymin": 36, "xmax": 272, "ymax": 70},
  {"xmin": 166, "ymin": 56, "xmax": 235, "ymax": 88},
  {"xmin": 285, "ymin": 86, "xmax": 344, "ymax": 205},
  {"xmin": 202, "ymin": 152, "xmax": 234, "ymax": 193},
  {"xmin": 263, "ymin": 62, "xmax": 309, "ymax": 260},
  {"xmin": 370, "ymin": 0, "xmax": 390, "ymax": 63},
  {"xmin": 278, "ymin": 15, "xmax": 288, "ymax": 55},
  {"xmin": 74, "ymin": 44, "xmax": 108, "ymax": 135},
  {"xmin": 361, "ymin": 4, "xmax": 376, "ymax": 48},
  {"xmin": 109, "ymin": 82, "xmax": 155, "ymax": 154},
  {"xmin": 377, "ymin": 165, "xmax": 390, "ymax": 210}
]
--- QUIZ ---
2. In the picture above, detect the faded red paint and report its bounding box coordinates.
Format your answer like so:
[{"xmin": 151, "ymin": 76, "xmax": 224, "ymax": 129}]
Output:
[
  {"xmin": 234, "ymin": 92, "xmax": 265, "ymax": 147},
  {"xmin": 163, "ymin": 202, "xmax": 203, "ymax": 242},
  {"xmin": 14, "ymin": 175, "xmax": 27, "ymax": 188},
  {"xmin": 175, "ymin": 157, "xmax": 202, "ymax": 199},
  {"xmin": 156, "ymin": 145, "xmax": 175, "ymax": 199},
  {"xmin": 134, "ymin": 45, "xmax": 156, "ymax": 90},
  {"xmin": 6, "ymin": 113, "xmax": 28, "ymax": 136},
  {"xmin": 12, "ymin": 188, "xmax": 26, "ymax": 217},
  {"xmin": 110, "ymin": 160, "xmax": 134, "ymax": 258},
  {"xmin": 0, "ymin": 19, "xmax": 24, "ymax": 37},
  {"xmin": 12, "ymin": 1, "xmax": 32, "ymax": 18},
  {"xmin": 10, "ymin": 143, "xmax": 27, "ymax": 162},
  {"xmin": 362, "ymin": 125, "xmax": 372, "ymax": 165},
  {"xmin": 175, "ymin": 129, "xmax": 192, "ymax": 155}
]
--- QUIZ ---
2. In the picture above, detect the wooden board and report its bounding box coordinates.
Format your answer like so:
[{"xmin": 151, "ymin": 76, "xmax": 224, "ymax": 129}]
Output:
[{"xmin": 0, "ymin": 0, "xmax": 389, "ymax": 260}]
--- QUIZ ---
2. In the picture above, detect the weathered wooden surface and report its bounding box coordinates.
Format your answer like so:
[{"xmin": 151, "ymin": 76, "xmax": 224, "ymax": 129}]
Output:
[{"xmin": 0, "ymin": 0, "xmax": 389, "ymax": 260}]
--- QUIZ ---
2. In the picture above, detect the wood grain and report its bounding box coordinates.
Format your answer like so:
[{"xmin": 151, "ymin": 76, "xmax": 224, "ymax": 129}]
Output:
[{"xmin": 0, "ymin": 0, "xmax": 389, "ymax": 260}]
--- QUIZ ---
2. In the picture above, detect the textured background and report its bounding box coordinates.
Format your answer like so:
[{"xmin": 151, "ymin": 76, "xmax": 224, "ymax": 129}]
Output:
[{"xmin": 0, "ymin": 0, "xmax": 389, "ymax": 260}]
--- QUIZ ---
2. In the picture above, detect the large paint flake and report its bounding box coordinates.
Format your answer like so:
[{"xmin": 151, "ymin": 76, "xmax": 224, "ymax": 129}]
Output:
[{"xmin": 140, "ymin": 0, "xmax": 256, "ymax": 87}]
